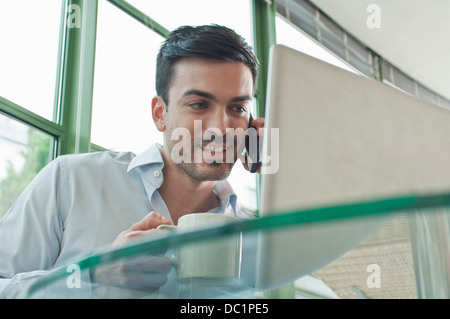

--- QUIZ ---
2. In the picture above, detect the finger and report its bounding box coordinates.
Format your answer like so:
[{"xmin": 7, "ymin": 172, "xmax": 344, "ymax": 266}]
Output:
[
  {"xmin": 130, "ymin": 211, "xmax": 172, "ymax": 231},
  {"xmin": 250, "ymin": 117, "xmax": 265, "ymax": 130},
  {"xmin": 249, "ymin": 118, "xmax": 265, "ymax": 142},
  {"xmin": 239, "ymin": 154, "xmax": 262, "ymax": 173},
  {"xmin": 112, "ymin": 227, "xmax": 170, "ymax": 248}
]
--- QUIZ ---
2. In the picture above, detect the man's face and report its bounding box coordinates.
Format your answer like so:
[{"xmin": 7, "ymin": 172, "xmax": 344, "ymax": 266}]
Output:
[{"xmin": 162, "ymin": 57, "xmax": 254, "ymax": 181}]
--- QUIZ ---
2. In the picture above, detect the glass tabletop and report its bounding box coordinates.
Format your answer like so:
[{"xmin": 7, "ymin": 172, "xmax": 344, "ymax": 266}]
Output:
[{"xmin": 23, "ymin": 192, "xmax": 450, "ymax": 299}]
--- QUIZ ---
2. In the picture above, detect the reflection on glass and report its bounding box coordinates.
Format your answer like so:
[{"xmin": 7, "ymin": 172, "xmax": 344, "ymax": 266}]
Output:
[
  {"xmin": 126, "ymin": 0, "xmax": 253, "ymax": 44},
  {"xmin": 313, "ymin": 213, "xmax": 417, "ymax": 298},
  {"xmin": 23, "ymin": 197, "xmax": 447, "ymax": 299},
  {"xmin": 0, "ymin": 113, "xmax": 53, "ymax": 220},
  {"xmin": 0, "ymin": 1, "xmax": 62, "ymax": 120}
]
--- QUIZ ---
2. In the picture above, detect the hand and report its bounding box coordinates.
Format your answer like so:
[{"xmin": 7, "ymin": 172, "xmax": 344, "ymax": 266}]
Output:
[
  {"xmin": 241, "ymin": 117, "xmax": 265, "ymax": 174},
  {"xmin": 91, "ymin": 255, "xmax": 172, "ymax": 295},
  {"xmin": 112, "ymin": 211, "xmax": 172, "ymax": 247},
  {"xmin": 91, "ymin": 212, "xmax": 173, "ymax": 295}
]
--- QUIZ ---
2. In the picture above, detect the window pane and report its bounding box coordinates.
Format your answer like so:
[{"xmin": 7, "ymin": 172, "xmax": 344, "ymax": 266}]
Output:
[
  {"xmin": 0, "ymin": 113, "xmax": 54, "ymax": 220},
  {"xmin": 91, "ymin": 0, "xmax": 164, "ymax": 153},
  {"xmin": 127, "ymin": 0, "xmax": 253, "ymax": 44},
  {"xmin": 275, "ymin": 16, "xmax": 356, "ymax": 73},
  {"xmin": 0, "ymin": 1, "xmax": 62, "ymax": 121}
]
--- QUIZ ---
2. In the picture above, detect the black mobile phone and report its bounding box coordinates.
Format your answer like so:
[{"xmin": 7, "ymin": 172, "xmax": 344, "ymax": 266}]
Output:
[{"xmin": 245, "ymin": 114, "xmax": 260, "ymax": 173}]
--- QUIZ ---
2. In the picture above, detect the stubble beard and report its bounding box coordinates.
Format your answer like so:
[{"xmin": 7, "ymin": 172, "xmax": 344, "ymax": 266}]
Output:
[{"xmin": 164, "ymin": 131, "xmax": 238, "ymax": 182}]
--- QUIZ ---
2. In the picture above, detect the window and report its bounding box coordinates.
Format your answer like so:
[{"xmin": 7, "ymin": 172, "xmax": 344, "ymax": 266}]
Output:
[
  {"xmin": 0, "ymin": 0, "xmax": 62, "ymax": 121},
  {"xmin": 126, "ymin": 0, "xmax": 253, "ymax": 44},
  {"xmin": 91, "ymin": 0, "xmax": 165, "ymax": 153},
  {"xmin": 0, "ymin": 1, "xmax": 62, "ymax": 220},
  {"xmin": 0, "ymin": 113, "xmax": 54, "ymax": 220},
  {"xmin": 275, "ymin": 16, "xmax": 357, "ymax": 73}
]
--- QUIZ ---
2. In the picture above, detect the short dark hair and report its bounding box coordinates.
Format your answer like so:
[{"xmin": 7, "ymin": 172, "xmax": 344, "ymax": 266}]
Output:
[{"xmin": 156, "ymin": 24, "xmax": 259, "ymax": 106}]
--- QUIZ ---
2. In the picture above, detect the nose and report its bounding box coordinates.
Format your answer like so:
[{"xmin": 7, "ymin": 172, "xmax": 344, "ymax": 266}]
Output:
[{"xmin": 205, "ymin": 108, "xmax": 230, "ymax": 138}]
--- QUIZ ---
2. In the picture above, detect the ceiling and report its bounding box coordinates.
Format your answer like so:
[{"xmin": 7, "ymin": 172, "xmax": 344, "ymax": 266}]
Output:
[{"xmin": 310, "ymin": 0, "xmax": 450, "ymax": 100}]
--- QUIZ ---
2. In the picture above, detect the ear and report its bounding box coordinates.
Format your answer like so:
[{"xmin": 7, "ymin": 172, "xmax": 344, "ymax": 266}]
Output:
[{"xmin": 151, "ymin": 96, "xmax": 167, "ymax": 132}]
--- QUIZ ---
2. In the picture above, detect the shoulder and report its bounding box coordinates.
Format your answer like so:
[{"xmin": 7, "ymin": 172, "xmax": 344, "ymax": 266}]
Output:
[
  {"xmin": 58, "ymin": 150, "xmax": 136, "ymax": 163},
  {"xmin": 42, "ymin": 151, "xmax": 138, "ymax": 186},
  {"xmin": 56, "ymin": 150, "xmax": 136, "ymax": 170}
]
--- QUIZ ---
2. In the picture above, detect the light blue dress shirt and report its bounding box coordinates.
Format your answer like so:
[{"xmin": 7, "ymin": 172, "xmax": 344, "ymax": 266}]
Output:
[{"xmin": 0, "ymin": 143, "xmax": 255, "ymax": 297}]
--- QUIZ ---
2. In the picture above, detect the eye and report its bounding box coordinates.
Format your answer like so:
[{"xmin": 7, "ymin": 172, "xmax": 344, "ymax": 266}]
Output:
[
  {"xmin": 231, "ymin": 105, "xmax": 248, "ymax": 114},
  {"xmin": 188, "ymin": 102, "xmax": 208, "ymax": 110}
]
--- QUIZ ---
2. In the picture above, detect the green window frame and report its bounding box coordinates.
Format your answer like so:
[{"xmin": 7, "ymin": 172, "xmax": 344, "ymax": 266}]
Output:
[{"xmin": 0, "ymin": 0, "xmax": 276, "ymax": 156}]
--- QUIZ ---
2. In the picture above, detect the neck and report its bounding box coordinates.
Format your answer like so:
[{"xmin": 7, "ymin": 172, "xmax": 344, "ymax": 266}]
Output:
[{"xmin": 159, "ymin": 147, "xmax": 221, "ymax": 224}]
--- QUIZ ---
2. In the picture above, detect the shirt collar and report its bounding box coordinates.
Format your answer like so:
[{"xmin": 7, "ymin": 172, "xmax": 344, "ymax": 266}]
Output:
[
  {"xmin": 127, "ymin": 143, "xmax": 238, "ymax": 215},
  {"xmin": 214, "ymin": 179, "xmax": 238, "ymax": 216},
  {"xmin": 127, "ymin": 143, "xmax": 164, "ymax": 173}
]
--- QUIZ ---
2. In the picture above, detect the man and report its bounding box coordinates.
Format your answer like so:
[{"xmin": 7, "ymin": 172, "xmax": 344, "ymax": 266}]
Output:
[{"xmin": 0, "ymin": 24, "xmax": 264, "ymax": 297}]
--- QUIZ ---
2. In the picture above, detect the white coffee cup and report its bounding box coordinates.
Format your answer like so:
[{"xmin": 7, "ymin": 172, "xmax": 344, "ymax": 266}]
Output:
[{"xmin": 157, "ymin": 213, "xmax": 241, "ymax": 286}]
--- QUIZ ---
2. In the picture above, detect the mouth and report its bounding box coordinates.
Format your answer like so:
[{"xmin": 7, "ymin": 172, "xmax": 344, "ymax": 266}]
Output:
[
  {"xmin": 199, "ymin": 143, "xmax": 236, "ymax": 163},
  {"xmin": 202, "ymin": 144, "xmax": 226, "ymax": 153}
]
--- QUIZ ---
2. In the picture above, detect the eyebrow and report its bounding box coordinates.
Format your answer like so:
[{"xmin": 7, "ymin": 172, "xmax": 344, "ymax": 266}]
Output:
[{"xmin": 182, "ymin": 89, "xmax": 253, "ymax": 104}]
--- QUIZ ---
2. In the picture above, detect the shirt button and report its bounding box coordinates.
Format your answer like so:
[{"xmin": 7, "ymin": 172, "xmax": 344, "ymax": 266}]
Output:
[{"xmin": 153, "ymin": 170, "xmax": 161, "ymax": 177}]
